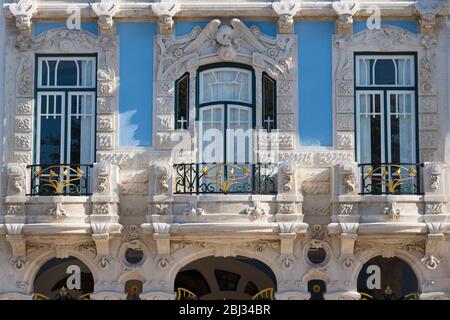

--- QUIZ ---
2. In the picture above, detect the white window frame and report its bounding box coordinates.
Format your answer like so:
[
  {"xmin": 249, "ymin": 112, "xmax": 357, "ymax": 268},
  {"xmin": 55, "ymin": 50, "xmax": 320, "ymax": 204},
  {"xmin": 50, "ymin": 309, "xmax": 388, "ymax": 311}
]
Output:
[
  {"xmin": 198, "ymin": 104, "xmax": 225, "ymax": 163},
  {"xmin": 199, "ymin": 67, "xmax": 253, "ymax": 104},
  {"xmin": 355, "ymin": 90, "xmax": 385, "ymax": 165},
  {"xmin": 67, "ymin": 92, "xmax": 96, "ymax": 165},
  {"xmin": 386, "ymin": 90, "xmax": 416, "ymax": 164},
  {"xmin": 37, "ymin": 56, "xmax": 96, "ymax": 89},
  {"xmin": 36, "ymin": 92, "xmax": 66, "ymax": 165},
  {"xmin": 355, "ymin": 55, "xmax": 415, "ymax": 88}
]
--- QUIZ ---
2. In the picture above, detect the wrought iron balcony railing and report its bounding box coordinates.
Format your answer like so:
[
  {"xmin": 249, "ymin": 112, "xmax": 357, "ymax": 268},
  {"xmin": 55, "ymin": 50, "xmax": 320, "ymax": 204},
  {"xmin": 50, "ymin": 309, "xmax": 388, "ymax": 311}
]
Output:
[
  {"xmin": 174, "ymin": 163, "xmax": 277, "ymax": 195},
  {"xmin": 359, "ymin": 163, "xmax": 423, "ymax": 195},
  {"xmin": 28, "ymin": 164, "xmax": 93, "ymax": 196}
]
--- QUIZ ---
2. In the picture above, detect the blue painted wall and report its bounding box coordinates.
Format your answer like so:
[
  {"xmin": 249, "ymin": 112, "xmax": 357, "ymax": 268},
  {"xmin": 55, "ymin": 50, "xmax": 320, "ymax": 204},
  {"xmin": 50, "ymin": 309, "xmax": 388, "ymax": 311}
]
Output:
[
  {"xmin": 353, "ymin": 20, "xmax": 418, "ymax": 34},
  {"xmin": 117, "ymin": 23, "xmax": 156, "ymax": 147},
  {"xmin": 34, "ymin": 22, "xmax": 98, "ymax": 36},
  {"xmin": 295, "ymin": 21, "xmax": 334, "ymax": 147}
]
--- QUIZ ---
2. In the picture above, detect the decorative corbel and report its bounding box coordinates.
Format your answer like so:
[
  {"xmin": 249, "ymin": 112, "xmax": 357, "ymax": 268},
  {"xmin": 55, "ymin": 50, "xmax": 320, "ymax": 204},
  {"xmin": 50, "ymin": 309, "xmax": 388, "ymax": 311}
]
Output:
[
  {"xmin": 92, "ymin": 163, "xmax": 119, "ymax": 200},
  {"xmin": 152, "ymin": 222, "xmax": 173, "ymax": 269},
  {"xmin": 152, "ymin": 2, "xmax": 180, "ymax": 35},
  {"xmin": 332, "ymin": 0, "xmax": 360, "ymax": 36},
  {"xmin": 92, "ymin": 0, "xmax": 120, "ymax": 35},
  {"xmin": 338, "ymin": 215, "xmax": 359, "ymax": 257},
  {"xmin": 272, "ymin": 1, "xmax": 301, "ymax": 34},
  {"xmin": 5, "ymin": 223, "xmax": 26, "ymax": 270},
  {"xmin": 415, "ymin": 0, "xmax": 446, "ymax": 34},
  {"xmin": 279, "ymin": 162, "xmax": 296, "ymax": 194},
  {"xmin": 336, "ymin": 161, "xmax": 358, "ymax": 196},
  {"xmin": 423, "ymin": 217, "xmax": 445, "ymax": 269},
  {"xmin": 91, "ymin": 222, "xmax": 111, "ymax": 257},
  {"xmin": 424, "ymin": 162, "xmax": 443, "ymax": 193},
  {"xmin": 277, "ymin": 222, "xmax": 297, "ymax": 269},
  {"xmin": 153, "ymin": 163, "xmax": 172, "ymax": 195},
  {"xmin": 6, "ymin": 163, "xmax": 27, "ymax": 197},
  {"xmin": 8, "ymin": 0, "xmax": 37, "ymax": 37}
]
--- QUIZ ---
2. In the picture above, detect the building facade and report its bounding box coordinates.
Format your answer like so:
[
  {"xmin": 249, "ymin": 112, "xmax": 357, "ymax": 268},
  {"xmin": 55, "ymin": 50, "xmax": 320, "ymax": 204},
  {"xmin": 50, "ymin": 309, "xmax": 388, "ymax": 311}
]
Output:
[{"xmin": 0, "ymin": 0, "xmax": 449, "ymax": 300}]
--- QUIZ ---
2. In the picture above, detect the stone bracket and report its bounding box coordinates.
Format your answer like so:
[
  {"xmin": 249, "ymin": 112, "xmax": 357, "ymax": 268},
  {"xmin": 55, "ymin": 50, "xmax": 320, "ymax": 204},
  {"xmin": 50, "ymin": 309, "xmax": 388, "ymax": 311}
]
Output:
[
  {"xmin": 152, "ymin": 2, "xmax": 180, "ymax": 35},
  {"xmin": 92, "ymin": 233, "xmax": 111, "ymax": 257},
  {"xmin": 7, "ymin": 0, "xmax": 37, "ymax": 37},
  {"xmin": 92, "ymin": 0, "xmax": 120, "ymax": 35},
  {"xmin": 332, "ymin": 0, "xmax": 360, "ymax": 36},
  {"xmin": 272, "ymin": 1, "xmax": 301, "ymax": 34},
  {"xmin": 5, "ymin": 223, "xmax": 25, "ymax": 258},
  {"xmin": 415, "ymin": 0, "xmax": 447, "ymax": 34}
]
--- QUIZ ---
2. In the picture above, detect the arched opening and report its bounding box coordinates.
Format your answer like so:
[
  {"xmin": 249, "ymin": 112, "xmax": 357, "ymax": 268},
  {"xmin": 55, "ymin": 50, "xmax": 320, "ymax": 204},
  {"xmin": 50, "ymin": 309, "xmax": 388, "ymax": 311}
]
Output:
[
  {"xmin": 33, "ymin": 256, "xmax": 94, "ymax": 300},
  {"xmin": 357, "ymin": 256, "xmax": 419, "ymax": 300},
  {"xmin": 174, "ymin": 256, "xmax": 277, "ymax": 300}
]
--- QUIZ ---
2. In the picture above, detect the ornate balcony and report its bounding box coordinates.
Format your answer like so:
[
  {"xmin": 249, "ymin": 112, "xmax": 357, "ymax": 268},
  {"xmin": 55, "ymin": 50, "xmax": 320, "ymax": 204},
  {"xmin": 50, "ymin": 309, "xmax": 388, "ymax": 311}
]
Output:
[
  {"xmin": 27, "ymin": 164, "xmax": 93, "ymax": 196},
  {"xmin": 358, "ymin": 163, "xmax": 423, "ymax": 195},
  {"xmin": 173, "ymin": 163, "xmax": 277, "ymax": 195}
]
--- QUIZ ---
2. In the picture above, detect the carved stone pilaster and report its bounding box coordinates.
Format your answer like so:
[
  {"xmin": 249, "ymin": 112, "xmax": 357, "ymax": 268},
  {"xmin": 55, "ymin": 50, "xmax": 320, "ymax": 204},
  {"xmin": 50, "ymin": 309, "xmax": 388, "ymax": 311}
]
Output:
[
  {"xmin": 92, "ymin": 0, "xmax": 120, "ymax": 35},
  {"xmin": 8, "ymin": 0, "xmax": 36, "ymax": 37},
  {"xmin": 332, "ymin": 0, "xmax": 360, "ymax": 36},
  {"xmin": 152, "ymin": 2, "xmax": 180, "ymax": 35},
  {"xmin": 272, "ymin": 1, "xmax": 301, "ymax": 34},
  {"xmin": 415, "ymin": 0, "xmax": 446, "ymax": 34}
]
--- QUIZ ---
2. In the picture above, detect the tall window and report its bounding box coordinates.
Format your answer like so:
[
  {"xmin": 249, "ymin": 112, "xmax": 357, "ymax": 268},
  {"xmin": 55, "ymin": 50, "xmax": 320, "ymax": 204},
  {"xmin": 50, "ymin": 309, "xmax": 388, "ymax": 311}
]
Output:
[
  {"xmin": 175, "ymin": 73, "xmax": 189, "ymax": 129},
  {"xmin": 36, "ymin": 56, "xmax": 96, "ymax": 165},
  {"xmin": 355, "ymin": 54, "xmax": 419, "ymax": 194},
  {"xmin": 262, "ymin": 73, "xmax": 276, "ymax": 131}
]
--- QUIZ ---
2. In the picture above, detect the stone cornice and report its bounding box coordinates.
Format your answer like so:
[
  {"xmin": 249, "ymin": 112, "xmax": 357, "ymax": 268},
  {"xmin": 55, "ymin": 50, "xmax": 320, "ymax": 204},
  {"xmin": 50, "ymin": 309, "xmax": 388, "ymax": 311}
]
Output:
[{"xmin": 3, "ymin": 1, "xmax": 447, "ymax": 21}]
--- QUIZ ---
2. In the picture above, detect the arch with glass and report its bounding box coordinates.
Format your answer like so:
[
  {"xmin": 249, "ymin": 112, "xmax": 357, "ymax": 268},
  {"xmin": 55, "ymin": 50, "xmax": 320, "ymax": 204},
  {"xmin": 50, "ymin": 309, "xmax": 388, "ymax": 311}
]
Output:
[{"xmin": 174, "ymin": 63, "xmax": 277, "ymax": 194}]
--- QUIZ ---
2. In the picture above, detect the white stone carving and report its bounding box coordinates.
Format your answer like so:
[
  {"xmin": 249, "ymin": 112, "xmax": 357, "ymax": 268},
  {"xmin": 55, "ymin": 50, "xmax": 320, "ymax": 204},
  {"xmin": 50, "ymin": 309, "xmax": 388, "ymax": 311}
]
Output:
[
  {"xmin": 332, "ymin": 0, "xmax": 360, "ymax": 36},
  {"xmin": 384, "ymin": 202, "xmax": 400, "ymax": 219},
  {"xmin": 156, "ymin": 18, "xmax": 295, "ymax": 81},
  {"xmin": 246, "ymin": 202, "xmax": 265, "ymax": 220},
  {"xmin": 278, "ymin": 203, "xmax": 295, "ymax": 214},
  {"xmin": 272, "ymin": 1, "xmax": 301, "ymax": 34},
  {"xmin": 152, "ymin": 2, "xmax": 180, "ymax": 35},
  {"xmin": 426, "ymin": 203, "xmax": 444, "ymax": 214},
  {"xmin": 98, "ymin": 116, "xmax": 114, "ymax": 131},
  {"xmin": 47, "ymin": 200, "xmax": 67, "ymax": 220},
  {"xmin": 340, "ymin": 203, "xmax": 354, "ymax": 215},
  {"xmin": 93, "ymin": 203, "xmax": 110, "ymax": 215},
  {"xmin": 92, "ymin": 0, "xmax": 120, "ymax": 35},
  {"xmin": 415, "ymin": 0, "xmax": 446, "ymax": 34},
  {"xmin": 8, "ymin": 0, "xmax": 37, "ymax": 36},
  {"xmin": 336, "ymin": 132, "xmax": 354, "ymax": 149}
]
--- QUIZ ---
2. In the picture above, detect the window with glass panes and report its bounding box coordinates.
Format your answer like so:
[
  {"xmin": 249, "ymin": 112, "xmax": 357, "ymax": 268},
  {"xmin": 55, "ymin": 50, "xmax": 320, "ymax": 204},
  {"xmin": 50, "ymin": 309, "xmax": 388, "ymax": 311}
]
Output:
[
  {"xmin": 35, "ymin": 56, "xmax": 96, "ymax": 166},
  {"xmin": 355, "ymin": 54, "xmax": 418, "ymax": 194},
  {"xmin": 355, "ymin": 54, "xmax": 417, "ymax": 165}
]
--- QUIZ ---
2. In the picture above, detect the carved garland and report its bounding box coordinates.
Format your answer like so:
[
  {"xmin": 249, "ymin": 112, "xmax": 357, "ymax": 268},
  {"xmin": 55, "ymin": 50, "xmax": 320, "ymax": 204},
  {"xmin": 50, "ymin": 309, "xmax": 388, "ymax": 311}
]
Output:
[
  {"xmin": 10, "ymin": 27, "xmax": 118, "ymax": 164},
  {"xmin": 154, "ymin": 18, "xmax": 297, "ymax": 151},
  {"xmin": 333, "ymin": 26, "xmax": 439, "ymax": 162}
]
